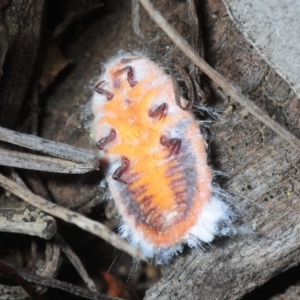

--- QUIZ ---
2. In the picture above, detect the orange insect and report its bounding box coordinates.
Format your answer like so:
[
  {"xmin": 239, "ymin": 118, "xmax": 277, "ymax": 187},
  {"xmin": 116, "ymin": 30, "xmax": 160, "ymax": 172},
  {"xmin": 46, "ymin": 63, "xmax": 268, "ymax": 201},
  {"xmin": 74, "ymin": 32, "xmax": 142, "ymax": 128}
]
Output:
[{"xmin": 91, "ymin": 52, "xmax": 232, "ymax": 264}]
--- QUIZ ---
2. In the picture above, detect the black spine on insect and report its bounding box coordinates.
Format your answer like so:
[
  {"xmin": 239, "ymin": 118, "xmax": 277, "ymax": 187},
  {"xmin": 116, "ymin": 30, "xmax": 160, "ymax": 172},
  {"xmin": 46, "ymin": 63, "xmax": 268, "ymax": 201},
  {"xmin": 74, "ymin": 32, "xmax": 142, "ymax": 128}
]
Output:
[
  {"xmin": 160, "ymin": 135, "xmax": 181, "ymax": 157},
  {"xmin": 113, "ymin": 66, "xmax": 138, "ymax": 87},
  {"xmin": 94, "ymin": 81, "xmax": 114, "ymax": 100},
  {"xmin": 112, "ymin": 156, "xmax": 130, "ymax": 184},
  {"xmin": 96, "ymin": 129, "xmax": 116, "ymax": 150},
  {"xmin": 148, "ymin": 103, "xmax": 168, "ymax": 120}
]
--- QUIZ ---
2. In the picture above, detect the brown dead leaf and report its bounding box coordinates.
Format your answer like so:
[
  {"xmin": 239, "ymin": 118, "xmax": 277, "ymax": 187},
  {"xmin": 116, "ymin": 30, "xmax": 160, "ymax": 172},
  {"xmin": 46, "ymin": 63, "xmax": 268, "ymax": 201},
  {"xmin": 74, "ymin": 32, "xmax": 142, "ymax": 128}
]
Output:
[
  {"xmin": 102, "ymin": 271, "xmax": 140, "ymax": 300},
  {"xmin": 39, "ymin": 42, "xmax": 72, "ymax": 92}
]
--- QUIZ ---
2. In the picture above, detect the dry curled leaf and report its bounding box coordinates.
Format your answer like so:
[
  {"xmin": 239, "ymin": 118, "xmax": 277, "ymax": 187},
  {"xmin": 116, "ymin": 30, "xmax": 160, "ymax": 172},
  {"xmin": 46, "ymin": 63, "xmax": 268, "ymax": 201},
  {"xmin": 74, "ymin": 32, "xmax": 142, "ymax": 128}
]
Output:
[{"xmin": 39, "ymin": 42, "xmax": 72, "ymax": 92}]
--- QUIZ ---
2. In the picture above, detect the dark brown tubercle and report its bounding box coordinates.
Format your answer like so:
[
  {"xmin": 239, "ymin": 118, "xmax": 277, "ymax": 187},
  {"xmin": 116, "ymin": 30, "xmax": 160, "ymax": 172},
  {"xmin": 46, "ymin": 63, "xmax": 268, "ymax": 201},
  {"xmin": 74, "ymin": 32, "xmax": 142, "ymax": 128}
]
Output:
[
  {"xmin": 96, "ymin": 129, "xmax": 116, "ymax": 150},
  {"xmin": 94, "ymin": 81, "xmax": 114, "ymax": 100},
  {"xmin": 120, "ymin": 57, "xmax": 141, "ymax": 64},
  {"xmin": 160, "ymin": 135, "xmax": 181, "ymax": 157},
  {"xmin": 140, "ymin": 195, "xmax": 153, "ymax": 208},
  {"xmin": 113, "ymin": 66, "xmax": 137, "ymax": 87},
  {"xmin": 112, "ymin": 156, "xmax": 130, "ymax": 184},
  {"xmin": 148, "ymin": 103, "xmax": 168, "ymax": 120}
]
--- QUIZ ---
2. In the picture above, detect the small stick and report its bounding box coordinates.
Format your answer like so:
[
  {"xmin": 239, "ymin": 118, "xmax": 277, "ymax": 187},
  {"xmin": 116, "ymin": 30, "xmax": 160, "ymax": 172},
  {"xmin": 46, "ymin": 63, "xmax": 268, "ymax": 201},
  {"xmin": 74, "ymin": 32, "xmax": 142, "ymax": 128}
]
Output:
[
  {"xmin": 0, "ymin": 260, "xmax": 42, "ymax": 300},
  {"xmin": 0, "ymin": 242, "xmax": 61, "ymax": 299},
  {"xmin": 0, "ymin": 126, "xmax": 97, "ymax": 163},
  {"xmin": 0, "ymin": 259, "xmax": 122, "ymax": 300},
  {"xmin": 0, "ymin": 148, "xmax": 95, "ymax": 174},
  {"xmin": 0, "ymin": 173, "xmax": 146, "ymax": 261},
  {"xmin": 55, "ymin": 233, "xmax": 97, "ymax": 293},
  {"xmin": 0, "ymin": 206, "xmax": 56, "ymax": 239},
  {"xmin": 131, "ymin": 0, "xmax": 144, "ymax": 38},
  {"xmin": 139, "ymin": 0, "xmax": 300, "ymax": 151}
]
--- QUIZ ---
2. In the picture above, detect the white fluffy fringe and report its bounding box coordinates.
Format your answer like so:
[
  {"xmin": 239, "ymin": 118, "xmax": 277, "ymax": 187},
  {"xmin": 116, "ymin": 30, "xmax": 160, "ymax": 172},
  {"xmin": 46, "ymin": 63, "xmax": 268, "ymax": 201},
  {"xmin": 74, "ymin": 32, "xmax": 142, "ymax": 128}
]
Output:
[{"xmin": 117, "ymin": 186, "xmax": 236, "ymax": 265}]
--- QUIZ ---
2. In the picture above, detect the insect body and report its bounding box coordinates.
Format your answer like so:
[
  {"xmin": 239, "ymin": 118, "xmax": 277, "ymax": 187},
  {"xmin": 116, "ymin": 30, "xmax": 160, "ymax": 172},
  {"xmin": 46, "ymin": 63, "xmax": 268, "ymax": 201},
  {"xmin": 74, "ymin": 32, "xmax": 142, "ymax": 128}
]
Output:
[{"xmin": 91, "ymin": 53, "xmax": 232, "ymax": 264}]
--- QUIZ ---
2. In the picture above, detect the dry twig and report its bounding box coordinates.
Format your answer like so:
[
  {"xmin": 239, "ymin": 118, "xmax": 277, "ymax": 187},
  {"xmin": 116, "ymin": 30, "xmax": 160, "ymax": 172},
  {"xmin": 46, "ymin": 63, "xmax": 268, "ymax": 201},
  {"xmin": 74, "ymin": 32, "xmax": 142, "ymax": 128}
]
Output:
[
  {"xmin": 0, "ymin": 206, "xmax": 56, "ymax": 239},
  {"xmin": 0, "ymin": 148, "xmax": 95, "ymax": 174},
  {"xmin": 0, "ymin": 173, "xmax": 146, "ymax": 261},
  {"xmin": 0, "ymin": 259, "xmax": 123, "ymax": 300},
  {"xmin": 0, "ymin": 242, "xmax": 61, "ymax": 299},
  {"xmin": 0, "ymin": 126, "xmax": 96, "ymax": 163},
  {"xmin": 55, "ymin": 233, "xmax": 98, "ymax": 293},
  {"xmin": 0, "ymin": 260, "xmax": 41, "ymax": 300},
  {"xmin": 0, "ymin": 126, "xmax": 98, "ymax": 173}
]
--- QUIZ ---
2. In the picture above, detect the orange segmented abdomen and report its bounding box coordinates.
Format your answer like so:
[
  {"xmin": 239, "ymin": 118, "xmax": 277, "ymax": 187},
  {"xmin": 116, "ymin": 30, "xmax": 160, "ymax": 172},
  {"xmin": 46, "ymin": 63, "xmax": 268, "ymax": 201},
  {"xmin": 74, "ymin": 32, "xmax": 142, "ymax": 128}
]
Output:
[
  {"xmin": 116, "ymin": 137, "xmax": 211, "ymax": 247},
  {"xmin": 91, "ymin": 52, "xmax": 230, "ymax": 263}
]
